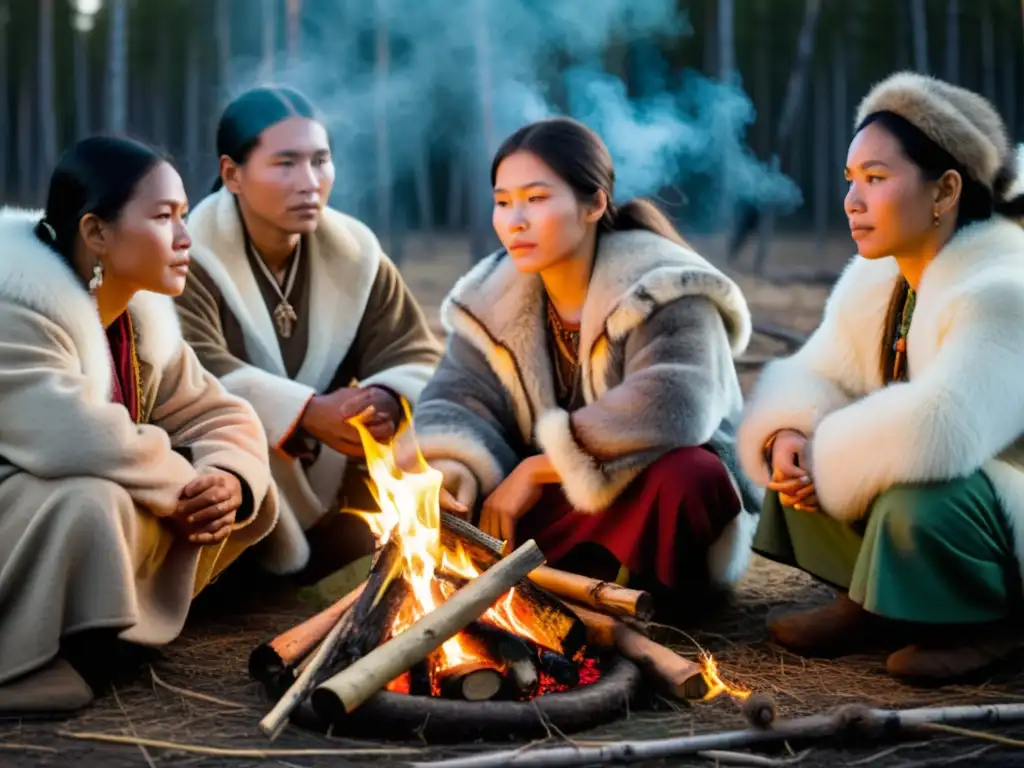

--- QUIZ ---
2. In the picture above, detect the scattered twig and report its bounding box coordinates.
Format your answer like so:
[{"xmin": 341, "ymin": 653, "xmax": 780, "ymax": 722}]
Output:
[
  {"xmin": 112, "ymin": 685, "xmax": 157, "ymax": 768},
  {"xmin": 918, "ymin": 721, "xmax": 1024, "ymax": 748},
  {"xmin": 698, "ymin": 749, "xmax": 812, "ymax": 767},
  {"xmin": 149, "ymin": 666, "xmax": 250, "ymax": 710},
  {"xmin": 0, "ymin": 743, "xmax": 58, "ymax": 754},
  {"xmin": 56, "ymin": 730, "xmax": 423, "ymax": 757}
]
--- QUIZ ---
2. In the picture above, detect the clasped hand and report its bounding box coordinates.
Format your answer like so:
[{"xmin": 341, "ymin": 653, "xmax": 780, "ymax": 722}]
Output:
[
  {"xmin": 172, "ymin": 469, "xmax": 243, "ymax": 545},
  {"xmin": 766, "ymin": 429, "xmax": 819, "ymax": 512}
]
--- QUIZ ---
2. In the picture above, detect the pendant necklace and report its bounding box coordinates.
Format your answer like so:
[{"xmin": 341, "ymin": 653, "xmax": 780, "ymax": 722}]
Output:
[{"xmin": 251, "ymin": 241, "xmax": 301, "ymax": 339}]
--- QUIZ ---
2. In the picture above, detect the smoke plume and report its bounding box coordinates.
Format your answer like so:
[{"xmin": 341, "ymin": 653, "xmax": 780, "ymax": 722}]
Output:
[{"xmin": 224, "ymin": 0, "xmax": 801, "ymax": 232}]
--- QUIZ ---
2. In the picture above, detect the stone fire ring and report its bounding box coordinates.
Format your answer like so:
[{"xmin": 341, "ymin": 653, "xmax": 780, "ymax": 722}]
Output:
[{"xmin": 292, "ymin": 654, "xmax": 641, "ymax": 742}]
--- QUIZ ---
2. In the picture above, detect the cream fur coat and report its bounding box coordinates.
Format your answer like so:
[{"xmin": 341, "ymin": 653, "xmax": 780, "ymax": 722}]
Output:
[
  {"xmin": 0, "ymin": 208, "xmax": 277, "ymax": 684},
  {"xmin": 413, "ymin": 230, "xmax": 762, "ymax": 587},
  {"xmin": 738, "ymin": 215, "xmax": 1024, "ymax": 579}
]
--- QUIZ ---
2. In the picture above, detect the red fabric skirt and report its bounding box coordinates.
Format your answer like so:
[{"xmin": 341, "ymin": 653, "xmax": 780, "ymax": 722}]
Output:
[{"xmin": 516, "ymin": 447, "xmax": 742, "ymax": 590}]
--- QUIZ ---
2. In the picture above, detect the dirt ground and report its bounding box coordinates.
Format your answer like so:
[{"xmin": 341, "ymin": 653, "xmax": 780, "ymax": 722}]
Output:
[{"xmin": 5, "ymin": 232, "xmax": 1024, "ymax": 767}]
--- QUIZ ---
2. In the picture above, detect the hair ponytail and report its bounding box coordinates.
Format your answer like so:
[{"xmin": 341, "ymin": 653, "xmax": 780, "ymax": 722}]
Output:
[{"xmin": 606, "ymin": 198, "xmax": 689, "ymax": 248}]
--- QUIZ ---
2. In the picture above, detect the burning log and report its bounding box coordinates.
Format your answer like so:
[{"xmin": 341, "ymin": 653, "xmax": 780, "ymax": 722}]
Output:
[
  {"xmin": 538, "ymin": 649, "xmax": 579, "ymax": 688},
  {"xmin": 248, "ymin": 581, "xmax": 367, "ymax": 687},
  {"xmin": 310, "ymin": 539, "xmax": 546, "ymax": 719},
  {"xmin": 257, "ymin": 529, "xmax": 410, "ymax": 739},
  {"xmin": 566, "ymin": 603, "xmax": 708, "ymax": 701},
  {"xmin": 437, "ymin": 661, "xmax": 506, "ymax": 702},
  {"xmin": 428, "ymin": 624, "xmax": 507, "ymax": 702},
  {"xmin": 436, "ymin": 567, "xmax": 587, "ymax": 660},
  {"xmin": 527, "ymin": 568, "xmax": 653, "ymax": 621},
  {"xmin": 441, "ymin": 510, "xmax": 654, "ymax": 621},
  {"xmin": 463, "ymin": 623, "xmax": 539, "ymax": 700}
]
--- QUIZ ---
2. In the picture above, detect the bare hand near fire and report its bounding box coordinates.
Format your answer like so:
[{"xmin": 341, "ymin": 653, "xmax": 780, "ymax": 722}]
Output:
[
  {"xmin": 301, "ymin": 386, "xmax": 401, "ymax": 455},
  {"xmin": 479, "ymin": 461, "xmax": 543, "ymax": 549},
  {"xmin": 173, "ymin": 470, "xmax": 243, "ymax": 545}
]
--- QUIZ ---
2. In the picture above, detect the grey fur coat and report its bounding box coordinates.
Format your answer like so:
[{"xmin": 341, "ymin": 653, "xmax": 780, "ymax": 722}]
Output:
[{"xmin": 412, "ymin": 230, "xmax": 762, "ymax": 586}]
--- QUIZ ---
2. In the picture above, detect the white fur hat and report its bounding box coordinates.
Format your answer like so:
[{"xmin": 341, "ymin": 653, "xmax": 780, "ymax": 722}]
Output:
[{"xmin": 855, "ymin": 71, "xmax": 1015, "ymax": 196}]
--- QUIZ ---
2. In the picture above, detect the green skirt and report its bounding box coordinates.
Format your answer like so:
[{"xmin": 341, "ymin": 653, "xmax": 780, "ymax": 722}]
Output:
[{"xmin": 754, "ymin": 471, "xmax": 1022, "ymax": 624}]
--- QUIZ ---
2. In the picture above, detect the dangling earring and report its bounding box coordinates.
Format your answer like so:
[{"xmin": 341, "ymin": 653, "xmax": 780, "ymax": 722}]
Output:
[
  {"xmin": 933, "ymin": 209, "xmax": 941, "ymax": 228},
  {"xmin": 88, "ymin": 261, "xmax": 104, "ymax": 295}
]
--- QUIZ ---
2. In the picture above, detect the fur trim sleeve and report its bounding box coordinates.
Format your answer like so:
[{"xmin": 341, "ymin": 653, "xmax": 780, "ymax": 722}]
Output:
[
  {"xmin": 736, "ymin": 261, "xmax": 884, "ymax": 487},
  {"xmin": 151, "ymin": 342, "xmax": 273, "ymax": 518},
  {"xmin": 538, "ymin": 296, "xmax": 742, "ymax": 512},
  {"xmin": 411, "ymin": 335, "xmax": 522, "ymax": 506},
  {"xmin": 811, "ymin": 277, "xmax": 1024, "ymax": 522}
]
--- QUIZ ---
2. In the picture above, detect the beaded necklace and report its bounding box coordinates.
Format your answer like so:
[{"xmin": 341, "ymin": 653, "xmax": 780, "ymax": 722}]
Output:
[
  {"xmin": 891, "ymin": 281, "xmax": 916, "ymax": 383},
  {"xmin": 546, "ymin": 301, "xmax": 581, "ymax": 405}
]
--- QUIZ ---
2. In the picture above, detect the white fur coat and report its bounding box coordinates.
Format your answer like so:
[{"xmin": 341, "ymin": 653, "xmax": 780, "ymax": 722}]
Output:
[{"xmin": 738, "ymin": 215, "xmax": 1024, "ymax": 578}]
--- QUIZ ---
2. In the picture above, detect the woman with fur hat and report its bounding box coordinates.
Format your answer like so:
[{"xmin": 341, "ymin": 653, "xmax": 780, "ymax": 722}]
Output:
[
  {"xmin": 410, "ymin": 117, "xmax": 761, "ymax": 623},
  {"xmin": 0, "ymin": 137, "xmax": 277, "ymax": 713},
  {"xmin": 739, "ymin": 72, "xmax": 1024, "ymax": 683}
]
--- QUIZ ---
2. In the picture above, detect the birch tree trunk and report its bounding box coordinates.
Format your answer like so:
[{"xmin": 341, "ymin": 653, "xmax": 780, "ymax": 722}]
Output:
[
  {"xmin": 286, "ymin": 0, "xmax": 301, "ymax": 65},
  {"xmin": 261, "ymin": 0, "xmax": 276, "ymax": 81},
  {"xmin": 73, "ymin": 25, "xmax": 90, "ymax": 139},
  {"xmin": 945, "ymin": 0, "xmax": 960, "ymax": 83},
  {"xmin": 718, "ymin": 0, "xmax": 735, "ymax": 238},
  {"xmin": 107, "ymin": 0, "xmax": 128, "ymax": 133},
  {"xmin": 980, "ymin": 2, "xmax": 996, "ymax": 102},
  {"xmin": 0, "ymin": 1, "xmax": 9, "ymax": 196},
  {"xmin": 470, "ymin": 0, "xmax": 497, "ymax": 261},
  {"xmin": 38, "ymin": 0, "xmax": 56, "ymax": 172},
  {"xmin": 909, "ymin": 0, "xmax": 929, "ymax": 72},
  {"xmin": 374, "ymin": 0, "xmax": 392, "ymax": 256}
]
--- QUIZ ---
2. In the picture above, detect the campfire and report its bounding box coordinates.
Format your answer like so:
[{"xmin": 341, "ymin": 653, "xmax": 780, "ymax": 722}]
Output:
[{"xmin": 251, "ymin": 413, "xmax": 749, "ymax": 740}]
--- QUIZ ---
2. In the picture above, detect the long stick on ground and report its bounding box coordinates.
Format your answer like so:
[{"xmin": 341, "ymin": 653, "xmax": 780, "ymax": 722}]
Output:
[
  {"xmin": 312, "ymin": 540, "xmax": 546, "ymax": 718},
  {"xmin": 410, "ymin": 701, "xmax": 1024, "ymax": 768}
]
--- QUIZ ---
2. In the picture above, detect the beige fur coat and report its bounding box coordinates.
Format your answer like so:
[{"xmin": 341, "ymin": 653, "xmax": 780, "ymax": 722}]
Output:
[{"xmin": 0, "ymin": 208, "xmax": 277, "ymax": 685}]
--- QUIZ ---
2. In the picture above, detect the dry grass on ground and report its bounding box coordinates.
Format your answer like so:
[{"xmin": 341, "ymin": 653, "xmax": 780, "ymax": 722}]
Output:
[{"xmin": 4, "ymin": 233, "xmax": 1024, "ymax": 767}]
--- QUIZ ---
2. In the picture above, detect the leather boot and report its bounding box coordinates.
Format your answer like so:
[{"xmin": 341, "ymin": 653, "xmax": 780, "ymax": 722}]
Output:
[
  {"xmin": 886, "ymin": 626, "xmax": 1024, "ymax": 685},
  {"xmin": 767, "ymin": 594, "xmax": 877, "ymax": 657},
  {"xmin": 0, "ymin": 658, "xmax": 94, "ymax": 715}
]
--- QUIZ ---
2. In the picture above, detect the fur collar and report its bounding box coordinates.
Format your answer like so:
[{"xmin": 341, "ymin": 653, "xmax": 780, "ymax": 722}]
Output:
[
  {"xmin": 0, "ymin": 207, "xmax": 184, "ymax": 404},
  {"xmin": 440, "ymin": 230, "xmax": 751, "ymax": 439},
  {"xmin": 186, "ymin": 188, "xmax": 382, "ymax": 391},
  {"xmin": 443, "ymin": 229, "xmax": 750, "ymax": 354}
]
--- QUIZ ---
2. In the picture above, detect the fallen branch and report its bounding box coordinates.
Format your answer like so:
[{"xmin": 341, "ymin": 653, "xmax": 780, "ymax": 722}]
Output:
[
  {"xmin": 149, "ymin": 666, "xmax": 249, "ymax": 710},
  {"xmin": 57, "ymin": 730, "xmax": 422, "ymax": 757},
  {"xmin": 312, "ymin": 539, "xmax": 546, "ymax": 719},
  {"xmin": 409, "ymin": 701, "xmax": 1024, "ymax": 767}
]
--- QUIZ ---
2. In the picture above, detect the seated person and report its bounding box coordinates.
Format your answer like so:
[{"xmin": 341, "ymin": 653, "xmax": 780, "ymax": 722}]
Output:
[
  {"xmin": 738, "ymin": 72, "xmax": 1024, "ymax": 684},
  {"xmin": 0, "ymin": 137, "xmax": 277, "ymax": 714},
  {"xmin": 409, "ymin": 117, "xmax": 761, "ymax": 622},
  {"xmin": 175, "ymin": 87, "xmax": 441, "ymax": 581}
]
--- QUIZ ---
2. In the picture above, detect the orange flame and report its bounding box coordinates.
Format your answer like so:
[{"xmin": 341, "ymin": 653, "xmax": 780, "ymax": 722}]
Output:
[{"xmin": 699, "ymin": 652, "xmax": 750, "ymax": 701}]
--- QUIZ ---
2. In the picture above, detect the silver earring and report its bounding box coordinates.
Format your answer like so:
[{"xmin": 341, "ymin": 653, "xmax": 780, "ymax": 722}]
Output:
[{"xmin": 88, "ymin": 261, "xmax": 104, "ymax": 294}]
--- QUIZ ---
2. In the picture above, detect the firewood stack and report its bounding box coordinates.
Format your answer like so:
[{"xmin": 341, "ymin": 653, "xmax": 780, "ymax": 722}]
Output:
[{"xmin": 250, "ymin": 512, "xmax": 710, "ymax": 740}]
